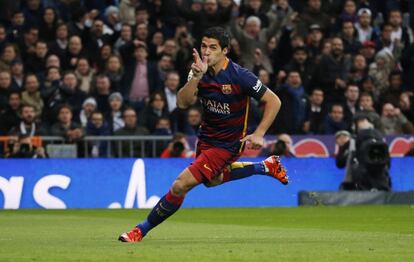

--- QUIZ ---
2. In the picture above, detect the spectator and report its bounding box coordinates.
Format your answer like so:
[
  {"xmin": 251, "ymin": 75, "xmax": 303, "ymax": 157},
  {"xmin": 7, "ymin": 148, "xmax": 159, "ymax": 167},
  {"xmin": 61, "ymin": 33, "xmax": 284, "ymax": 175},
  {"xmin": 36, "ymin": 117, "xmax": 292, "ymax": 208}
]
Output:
[
  {"xmin": 274, "ymin": 70, "xmax": 306, "ymax": 134},
  {"xmin": 74, "ymin": 57, "xmax": 94, "ymax": 94},
  {"xmin": 183, "ymin": 106, "xmax": 202, "ymax": 136},
  {"xmin": 43, "ymin": 66, "xmax": 61, "ymax": 90},
  {"xmin": 119, "ymin": 0, "xmax": 141, "ymax": 26},
  {"xmin": 0, "ymin": 43, "xmax": 19, "ymax": 71},
  {"xmin": 0, "ymin": 24, "xmax": 7, "ymax": 51},
  {"xmin": 379, "ymin": 71, "xmax": 403, "ymax": 108},
  {"xmin": 114, "ymin": 107, "xmax": 149, "ymax": 157},
  {"xmin": 354, "ymin": 8, "xmax": 378, "ymax": 43},
  {"xmin": 321, "ymin": 103, "xmax": 349, "ymax": 134},
  {"xmin": 230, "ymin": 15, "xmax": 280, "ymax": 73},
  {"xmin": 348, "ymin": 54, "xmax": 368, "ymax": 86},
  {"xmin": 369, "ymin": 49, "xmax": 396, "ymax": 94},
  {"xmin": 178, "ymin": 0, "xmax": 233, "ymax": 45},
  {"xmin": 50, "ymin": 104, "xmax": 84, "ymax": 143},
  {"xmin": 64, "ymin": 35, "xmax": 85, "ymax": 70},
  {"xmin": 303, "ymin": 88, "xmax": 326, "ymax": 134},
  {"xmin": 113, "ymin": 23, "xmax": 132, "ymax": 52},
  {"xmin": 153, "ymin": 116, "xmax": 172, "ymax": 135},
  {"xmin": 388, "ymin": 9, "xmax": 411, "ymax": 49},
  {"xmin": 9, "ymin": 134, "xmax": 47, "ymax": 158},
  {"xmin": 139, "ymin": 91, "xmax": 170, "ymax": 133},
  {"xmin": 339, "ymin": 20, "xmax": 361, "ymax": 55},
  {"xmin": 159, "ymin": 39, "xmax": 178, "ymax": 62},
  {"xmin": 266, "ymin": 0, "xmax": 295, "ymax": 28},
  {"xmin": 45, "ymin": 54, "xmax": 61, "ymax": 69},
  {"xmin": 8, "ymin": 11, "xmax": 25, "ymax": 42},
  {"xmin": 78, "ymin": 97, "xmax": 97, "ymax": 127},
  {"xmin": 0, "ymin": 70, "xmax": 12, "ymax": 112},
  {"xmin": 86, "ymin": 111, "xmax": 111, "ymax": 157},
  {"xmin": 175, "ymin": 31, "xmax": 194, "ymax": 86},
  {"xmin": 306, "ymin": 24, "xmax": 324, "ymax": 62},
  {"xmin": 163, "ymin": 71, "xmax": 180, "ymax": 114},
  {"xmin": 342, "ymin": 83, "xmax": 360, "ymax": 128},
  {"xmin": 336, "ymin": 0, "xmax": 358, "ymax": 30},
  {"xmin": 313, "ymin": 37, "xmax": 352, "ymax": 103},
  {"xmin": 9, "ymin": 104, "xmax": 47, "ymax": 136},
  {"xmin": 85, "ymin": 19, "xmax": 113, "ymax": 64},
  {"xmin": 399, "ymin": 92, "xmax": 414, "ymax": 124},
  {"xmin": 0, "ymin": 91, "xmax": 21, "ymax": 135},
  {"xmin": 25, "ymin": 40, "xmax": 49, "ymax": 74},
  {"xmin": 354, "ymin": 92, "xmax": 382, "ymax": 131},
  {"xmin": 103, "ymin": 5, "xmax": 122, "ymax": 33},
  {"xmin": 22, "ymin": 0, "xmax": 44, "ymax": 27},
  {"xmin": 92, "ymin": 74, "xmax": 112, "ymax": 114},
  {"xmin": 66, "ymin": 6, "xmax": 88, "ymax": 37},
  {"xmin": 61, "ymin": 71, "xmax": 87, "ymax": 115},
  {"xmin": 281, "ymin": 46, "xmax": 314, "ymax": 92},
  {"xmin": 157, "ymin": 54, "xmax": 174, "ymax": 84},
  {"xmin": 134, "ymin": 7, "xmax": 151, "ymax": 33},
  {"xmin": 105, "ymin": 54, "xmax": 124, "ymax": 92},
  {"xmin": 120, "ymin": 42, "xmax": 161, "ymax": 112},
  {"xmin": 21, "ymin": 73, "xmax": 43, "ymax": 118},
  {"xmin": 401, "ymin": 42, "xmax": 414, "ymax": 91},
  {"xmin": 297, "ymin": 0, "xmax": 330, "ymax": 38},
  {"xmin": 380, "ymin": 102, "xmax": 414, "ymax": 135},
  {"xmin": 18, "ymin": 26, "xmax": 39, "ymax": 61},
  {"xmin": 39, "ymin": 7, "xmax": 59, "ymax": 42},
  {"xmin": 10, "ymin": 59, "xmax": 24, "ymax": 91},
  {"xmin": 359, "ymin": 40, "xmax": 376, "ymax": 64},
  {"xmin": 48, "ymin": 23, "xmax": 69, "ymax": 61},
  {"xmin": 106, "ymin": 92, "xmax": 125, "ymax": 133}
]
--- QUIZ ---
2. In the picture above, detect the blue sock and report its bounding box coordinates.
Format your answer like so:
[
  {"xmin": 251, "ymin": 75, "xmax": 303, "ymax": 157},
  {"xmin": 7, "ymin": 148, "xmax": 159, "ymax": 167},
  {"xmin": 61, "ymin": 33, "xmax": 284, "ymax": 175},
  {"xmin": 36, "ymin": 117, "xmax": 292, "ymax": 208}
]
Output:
[
  {"xmin": 137, "ymin": 191, "xmax": 184, "ymax": 236},
  {"xmin": 223, "ymin": 162, "xmax": 266, "ymax": 182}
]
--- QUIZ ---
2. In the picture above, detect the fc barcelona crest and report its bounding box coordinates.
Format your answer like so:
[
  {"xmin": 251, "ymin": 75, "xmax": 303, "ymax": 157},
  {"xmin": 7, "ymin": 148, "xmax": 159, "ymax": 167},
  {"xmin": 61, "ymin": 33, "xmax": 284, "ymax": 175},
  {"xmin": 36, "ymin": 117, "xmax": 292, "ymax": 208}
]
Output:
[{"xmin": 221, "ymin": 84, "xmax": 232, "ymax": 94}]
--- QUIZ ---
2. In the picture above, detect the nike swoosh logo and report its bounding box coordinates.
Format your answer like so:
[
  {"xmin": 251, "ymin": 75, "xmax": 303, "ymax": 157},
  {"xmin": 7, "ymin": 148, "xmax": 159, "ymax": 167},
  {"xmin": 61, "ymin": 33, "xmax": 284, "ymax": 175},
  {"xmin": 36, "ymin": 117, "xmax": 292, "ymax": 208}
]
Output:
[
  {"xmin": 159, "ymin": 202, "xmax": 172, "ymax": 212},
  {"xmin": 203, "ymin": 164, "xmax": 212, "ymax": 172}
]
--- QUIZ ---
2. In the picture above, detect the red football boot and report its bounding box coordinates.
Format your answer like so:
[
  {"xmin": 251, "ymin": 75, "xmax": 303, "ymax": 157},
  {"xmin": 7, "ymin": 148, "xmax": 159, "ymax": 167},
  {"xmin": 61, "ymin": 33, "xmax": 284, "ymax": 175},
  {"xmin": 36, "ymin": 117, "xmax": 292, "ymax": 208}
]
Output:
[
  {"xmin": 118, "ymin": 227, "xmax": 143, "ymax": 242},
  {"xmin": 263, "ymin": 155, "xmax": 289, "ymax": 185}
]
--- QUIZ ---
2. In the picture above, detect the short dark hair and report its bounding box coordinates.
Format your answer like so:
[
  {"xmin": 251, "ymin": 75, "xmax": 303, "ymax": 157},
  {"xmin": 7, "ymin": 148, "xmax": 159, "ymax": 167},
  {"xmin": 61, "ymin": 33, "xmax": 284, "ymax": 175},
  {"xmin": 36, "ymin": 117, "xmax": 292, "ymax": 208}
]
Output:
[
  {"xmin": 202, "ymin": 27, "xmax": 230, "ymax": 49},
  {"xmin": 330, "ymin": 103, "xmax": 343, "ymax": 112}
]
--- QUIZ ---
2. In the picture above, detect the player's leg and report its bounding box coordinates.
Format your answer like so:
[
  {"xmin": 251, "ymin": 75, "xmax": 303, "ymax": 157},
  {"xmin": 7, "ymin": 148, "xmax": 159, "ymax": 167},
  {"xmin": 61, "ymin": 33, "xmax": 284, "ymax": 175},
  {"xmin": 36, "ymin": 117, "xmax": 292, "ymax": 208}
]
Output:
[
  {"xmin": 118, "ymin": 168, "xmax": 200, "ymax": 242},
  {"xmin": 204, "ymin": 156, "xmax": 288, "ymax": 187}
]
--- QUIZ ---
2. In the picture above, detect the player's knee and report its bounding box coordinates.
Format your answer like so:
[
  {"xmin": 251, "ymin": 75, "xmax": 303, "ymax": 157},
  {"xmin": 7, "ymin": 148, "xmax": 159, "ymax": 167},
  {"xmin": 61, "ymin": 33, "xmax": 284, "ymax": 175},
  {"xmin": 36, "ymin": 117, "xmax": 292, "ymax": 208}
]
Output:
[{"xmin": 171, "ymin": 180, "xmax": 189, "ymax": 196}]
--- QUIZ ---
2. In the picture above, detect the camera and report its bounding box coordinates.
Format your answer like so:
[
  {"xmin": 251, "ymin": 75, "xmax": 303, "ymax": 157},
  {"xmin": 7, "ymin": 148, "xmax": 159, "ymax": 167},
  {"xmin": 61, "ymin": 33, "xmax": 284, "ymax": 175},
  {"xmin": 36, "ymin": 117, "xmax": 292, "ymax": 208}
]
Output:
[
  {"xmin": 273, "ymin": 140, "xmax": 287, "ymax": 156},
  {"xmin": 336, "ymin": 128, "xmax": 391, "ymax": 191},
  {"xmin": 19, "ymin": 143, "xmax": 31, "ymax": 154},
  {"xmin": 171, "ymin": 141, "xmax": 185, "ymax": 157}
]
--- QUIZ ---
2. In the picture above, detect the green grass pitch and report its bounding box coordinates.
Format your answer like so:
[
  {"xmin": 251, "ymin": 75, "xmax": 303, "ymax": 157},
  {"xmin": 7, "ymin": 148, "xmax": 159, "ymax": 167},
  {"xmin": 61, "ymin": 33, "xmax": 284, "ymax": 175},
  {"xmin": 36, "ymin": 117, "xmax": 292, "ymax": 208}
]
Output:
[{"xmin": 1, "ymin": 206, "xmax": 414, "ymax": 261}]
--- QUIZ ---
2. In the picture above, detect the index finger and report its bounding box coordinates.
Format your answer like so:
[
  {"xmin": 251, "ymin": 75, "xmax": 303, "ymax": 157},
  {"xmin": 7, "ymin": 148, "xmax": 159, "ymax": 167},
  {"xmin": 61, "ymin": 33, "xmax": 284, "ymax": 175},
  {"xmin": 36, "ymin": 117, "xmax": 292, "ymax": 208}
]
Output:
[{"xmin": 193, "ymin": 48, "xmax": 201, "ymax": 63}]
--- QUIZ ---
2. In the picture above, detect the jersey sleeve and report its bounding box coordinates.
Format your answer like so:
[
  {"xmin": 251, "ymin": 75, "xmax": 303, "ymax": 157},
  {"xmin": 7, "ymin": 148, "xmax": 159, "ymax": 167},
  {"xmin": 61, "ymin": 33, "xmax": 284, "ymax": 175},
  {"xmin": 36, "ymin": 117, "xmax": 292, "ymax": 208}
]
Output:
[{"xmin": 238, "ymin": 68, "xmax": 267, "ymax": 100}]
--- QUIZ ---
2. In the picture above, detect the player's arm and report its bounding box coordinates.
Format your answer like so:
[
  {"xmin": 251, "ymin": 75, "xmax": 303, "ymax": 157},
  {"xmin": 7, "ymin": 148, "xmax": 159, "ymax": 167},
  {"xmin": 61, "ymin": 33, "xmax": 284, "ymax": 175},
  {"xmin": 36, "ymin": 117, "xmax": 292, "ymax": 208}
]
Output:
[
  {"xmin": 176, "ymin": 73, "xmax": 200, "ymax": 109},
  {"xmin": 177, "ymin": 48, "xmax": 207, "ymax": 109},
  {"xmin": 241, "ymin": 88, "xmax": 281, "ymax": 149},
  {"xmin": 255, "ymin": 89, "xmax": 281, "ymax": 137}
]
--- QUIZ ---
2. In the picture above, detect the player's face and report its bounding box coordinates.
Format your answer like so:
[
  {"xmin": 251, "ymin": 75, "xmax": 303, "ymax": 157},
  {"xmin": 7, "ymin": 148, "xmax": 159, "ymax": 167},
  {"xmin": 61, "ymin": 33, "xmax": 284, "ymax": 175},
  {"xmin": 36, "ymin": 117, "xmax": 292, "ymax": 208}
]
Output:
[{"xmin": 200, "ymin": 37, "xmax": 227, "ymax": 67}]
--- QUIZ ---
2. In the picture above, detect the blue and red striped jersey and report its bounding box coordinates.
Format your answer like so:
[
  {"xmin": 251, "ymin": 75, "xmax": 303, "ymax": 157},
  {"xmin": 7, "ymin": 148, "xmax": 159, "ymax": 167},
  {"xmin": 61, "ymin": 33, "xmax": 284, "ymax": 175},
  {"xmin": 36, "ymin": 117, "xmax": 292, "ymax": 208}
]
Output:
[{"xmin": 194, "ymin": 58, "xmax": 267, "ymax": 153}]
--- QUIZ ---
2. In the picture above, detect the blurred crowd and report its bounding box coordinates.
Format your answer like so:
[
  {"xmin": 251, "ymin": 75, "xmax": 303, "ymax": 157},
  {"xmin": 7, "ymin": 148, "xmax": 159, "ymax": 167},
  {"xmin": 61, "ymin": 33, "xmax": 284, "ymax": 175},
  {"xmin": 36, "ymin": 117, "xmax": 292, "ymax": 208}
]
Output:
[{"xmin": 0, "ymin": 0, "xmax": 414, "ymax": 158}]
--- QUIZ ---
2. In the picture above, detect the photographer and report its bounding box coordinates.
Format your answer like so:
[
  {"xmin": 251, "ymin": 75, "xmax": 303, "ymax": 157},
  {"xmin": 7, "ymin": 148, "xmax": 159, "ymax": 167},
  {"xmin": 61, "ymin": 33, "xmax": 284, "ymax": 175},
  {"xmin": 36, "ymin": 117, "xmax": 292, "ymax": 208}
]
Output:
[
  {"xmin": 264, "ymin": 133, "xmax": 295, "ymax": 157},
  {"xmin": 335, "ymin": 116, "xmax": 391, "ymax": 191},
  {"xmin": 160, "ymin": 132, "xmax": 194, "ymax": 158},
  {"xmin": 9, "ymin": 134, "xmax": 47, "ymax": 158}
]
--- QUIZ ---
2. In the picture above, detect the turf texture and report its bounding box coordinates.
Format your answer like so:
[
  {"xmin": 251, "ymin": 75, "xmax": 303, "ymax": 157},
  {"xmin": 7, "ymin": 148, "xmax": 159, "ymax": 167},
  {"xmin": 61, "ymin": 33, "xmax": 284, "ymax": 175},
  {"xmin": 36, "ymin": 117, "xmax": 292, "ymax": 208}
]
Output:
[{"xmin": 0, "ymin": 206, "xmax": 413, "ymax": 261}]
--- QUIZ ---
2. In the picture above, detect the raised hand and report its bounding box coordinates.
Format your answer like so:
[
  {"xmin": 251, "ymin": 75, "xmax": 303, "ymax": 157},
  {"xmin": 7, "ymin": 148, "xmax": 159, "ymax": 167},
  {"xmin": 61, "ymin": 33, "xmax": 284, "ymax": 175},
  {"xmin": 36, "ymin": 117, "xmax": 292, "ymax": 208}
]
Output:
[{"xmin": 191, "ymin": 48, "xmax": 208, "ymax": 80}]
